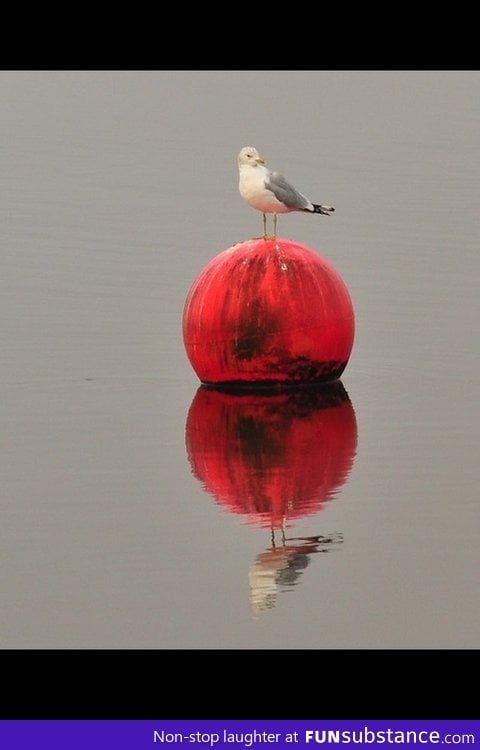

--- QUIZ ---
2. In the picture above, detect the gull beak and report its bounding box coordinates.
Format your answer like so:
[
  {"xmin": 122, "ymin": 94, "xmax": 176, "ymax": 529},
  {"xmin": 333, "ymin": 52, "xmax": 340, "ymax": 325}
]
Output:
[{"xmin": 255, "ymin": 156, "xmax": 266, "ymax": 165}]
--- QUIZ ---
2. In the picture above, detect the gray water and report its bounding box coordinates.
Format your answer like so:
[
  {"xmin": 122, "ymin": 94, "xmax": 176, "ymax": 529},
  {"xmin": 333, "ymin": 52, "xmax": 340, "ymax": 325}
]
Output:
[{"xmin": 1, "ymin": 70, "xmax": 479, "ymax": 648}]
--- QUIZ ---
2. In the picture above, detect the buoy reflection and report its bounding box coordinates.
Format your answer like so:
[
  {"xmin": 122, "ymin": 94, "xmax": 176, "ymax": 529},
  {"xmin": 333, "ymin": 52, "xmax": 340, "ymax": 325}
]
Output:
[{"xmin": 185, "ymin": 382, "xmax": 357, "ymax": 529}]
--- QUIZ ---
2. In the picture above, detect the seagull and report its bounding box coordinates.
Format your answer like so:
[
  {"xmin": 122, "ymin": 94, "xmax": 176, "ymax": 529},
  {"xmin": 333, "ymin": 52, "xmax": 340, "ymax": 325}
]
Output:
[{"xmin": 238, "ymin": 146, "xmax": 335, "ymax": 239}]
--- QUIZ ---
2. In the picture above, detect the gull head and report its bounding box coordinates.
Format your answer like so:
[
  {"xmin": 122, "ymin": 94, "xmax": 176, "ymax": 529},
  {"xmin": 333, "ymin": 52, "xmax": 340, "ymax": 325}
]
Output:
[{"xmin": 238, "ymin": 146, "xmax": 266, "ymax": 168}]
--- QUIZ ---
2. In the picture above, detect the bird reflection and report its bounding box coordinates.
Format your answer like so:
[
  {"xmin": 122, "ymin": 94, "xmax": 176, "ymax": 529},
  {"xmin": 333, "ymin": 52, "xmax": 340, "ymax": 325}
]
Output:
[
  {"xmin": 249, "ymin": 532, "xmax": 343, "ymax": 612},
  {"xmin": 185, "ymin": 381, "xmax": 357, "ymax": 528}
]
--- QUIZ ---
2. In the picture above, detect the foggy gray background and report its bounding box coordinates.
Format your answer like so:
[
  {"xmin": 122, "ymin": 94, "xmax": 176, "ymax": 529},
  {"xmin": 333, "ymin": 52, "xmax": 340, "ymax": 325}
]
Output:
[{"xmin": 1, "ymin": 70, "xmax": 478, "ymax": 647}]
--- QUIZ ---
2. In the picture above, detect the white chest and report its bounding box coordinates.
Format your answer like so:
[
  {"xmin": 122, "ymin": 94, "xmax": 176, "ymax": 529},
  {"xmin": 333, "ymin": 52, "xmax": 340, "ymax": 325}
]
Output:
[{"xmin": 239, "ymin": 165, "xmax": 286, "ymax": 213}]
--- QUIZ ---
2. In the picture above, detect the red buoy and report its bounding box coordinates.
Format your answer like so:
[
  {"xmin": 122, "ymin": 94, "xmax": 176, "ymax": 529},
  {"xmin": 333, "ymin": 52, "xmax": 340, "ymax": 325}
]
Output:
[
  {"xmin": 186, "ymin": 383, "xmax": 357, "ymax": 529},
  {"xmin": 183, "ymin": 238, "xmax": 354, "ymax": 388}
]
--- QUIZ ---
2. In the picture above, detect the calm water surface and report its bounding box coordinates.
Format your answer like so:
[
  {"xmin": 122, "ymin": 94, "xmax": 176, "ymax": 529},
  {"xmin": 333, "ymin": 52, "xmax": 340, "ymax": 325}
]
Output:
[{"xmin": 1, "ymin": 71, "xmax": 479, "ymax": 648}]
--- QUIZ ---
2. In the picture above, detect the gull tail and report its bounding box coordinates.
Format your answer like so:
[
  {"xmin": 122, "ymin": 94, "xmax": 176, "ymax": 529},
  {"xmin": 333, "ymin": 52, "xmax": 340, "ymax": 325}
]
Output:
[{"xmin": 309, "ymin": 204, "xmax": 335, "ymax": 216}]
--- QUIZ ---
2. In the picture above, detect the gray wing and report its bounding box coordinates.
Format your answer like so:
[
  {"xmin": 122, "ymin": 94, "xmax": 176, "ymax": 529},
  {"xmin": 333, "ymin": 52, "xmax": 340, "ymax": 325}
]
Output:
[{"xmin": 265, "ymin": 170, "xmax": 309, "ymax": 210}]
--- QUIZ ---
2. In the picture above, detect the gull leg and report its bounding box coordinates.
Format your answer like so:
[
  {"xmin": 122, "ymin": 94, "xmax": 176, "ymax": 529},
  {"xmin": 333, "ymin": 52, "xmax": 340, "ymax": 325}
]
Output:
[
  {"xmin": 273, "ymin": 214, "xmax": 277, "ymax": 239},
  {"xmin": 254, "ymin": 214, "xmax": 269, "ymax": 240}
]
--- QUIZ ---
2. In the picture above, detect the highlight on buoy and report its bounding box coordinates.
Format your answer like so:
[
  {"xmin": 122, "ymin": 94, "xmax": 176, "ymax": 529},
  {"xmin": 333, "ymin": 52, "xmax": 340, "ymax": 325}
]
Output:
[{"xmin": 182, "ymin": 238, "xmax": 354, "ymax": 389}]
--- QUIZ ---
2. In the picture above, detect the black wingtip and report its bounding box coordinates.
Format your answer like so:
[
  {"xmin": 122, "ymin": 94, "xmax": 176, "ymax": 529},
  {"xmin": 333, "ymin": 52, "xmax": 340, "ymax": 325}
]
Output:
[{"xmin": 311, "ymin": 203, "xmax": 335, "ymax": 215}]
